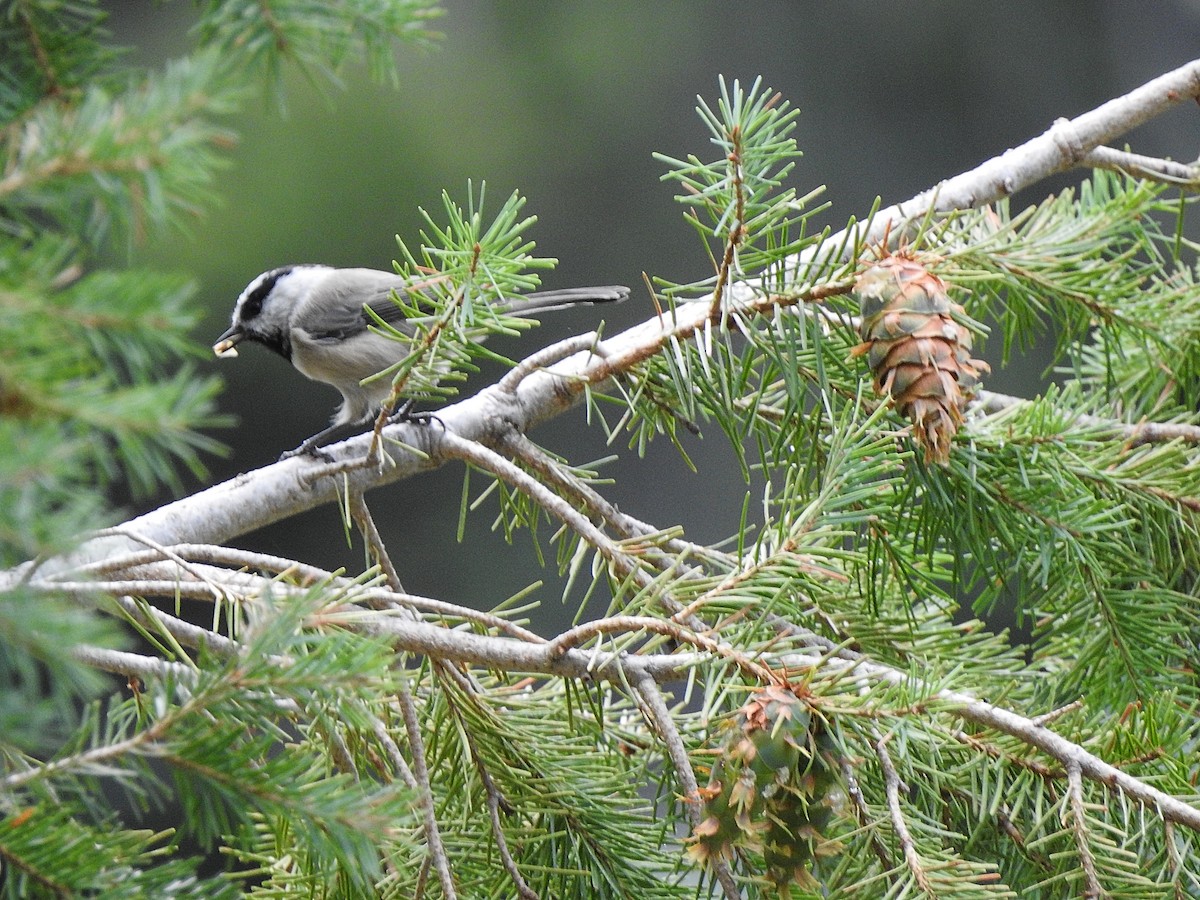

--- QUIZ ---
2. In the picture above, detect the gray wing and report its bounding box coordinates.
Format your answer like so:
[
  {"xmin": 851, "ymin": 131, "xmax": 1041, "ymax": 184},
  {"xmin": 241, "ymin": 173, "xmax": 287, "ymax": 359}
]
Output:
[
  {"xmin": 297, "ymin": 269, "xmax": 626, "ymax": 342},
  {"xmin": 300, "ymin": 269, "xmax": 433, "ymax": 342}
]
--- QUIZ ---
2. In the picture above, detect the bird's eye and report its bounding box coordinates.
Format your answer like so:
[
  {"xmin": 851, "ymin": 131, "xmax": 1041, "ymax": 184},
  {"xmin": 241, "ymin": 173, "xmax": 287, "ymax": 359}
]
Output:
[
  {"xmin": 241, "ymin": 294, "xmax": 264, "ymax": 321},
  {"xmin": 238, "ymin": 267, "xmax": 291, "ymax": 322}
]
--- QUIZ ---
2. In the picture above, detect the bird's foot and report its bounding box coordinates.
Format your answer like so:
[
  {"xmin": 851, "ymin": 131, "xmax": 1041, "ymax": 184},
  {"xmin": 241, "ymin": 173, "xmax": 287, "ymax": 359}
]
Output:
[
  {"xmin": 279, "ymin": 443, "xmax": 335, "ymax": 463},
  {"xmin": 387, "ymin": 399, "xmax": 445, "ymax": 430}
]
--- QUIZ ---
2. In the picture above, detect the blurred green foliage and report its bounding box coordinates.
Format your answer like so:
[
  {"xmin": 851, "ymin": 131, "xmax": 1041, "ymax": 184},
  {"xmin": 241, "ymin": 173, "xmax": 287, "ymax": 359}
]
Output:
[{"xmin": 0, "ymin": 3, "xmax": 437, "ymax": 894}]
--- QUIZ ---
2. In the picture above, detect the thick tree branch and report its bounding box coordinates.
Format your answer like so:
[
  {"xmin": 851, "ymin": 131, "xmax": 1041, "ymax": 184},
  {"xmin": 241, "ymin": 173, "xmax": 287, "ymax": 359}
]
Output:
[{"xmin": 5, "ymin": 59, "xmax": 1198, "ymax": 586}]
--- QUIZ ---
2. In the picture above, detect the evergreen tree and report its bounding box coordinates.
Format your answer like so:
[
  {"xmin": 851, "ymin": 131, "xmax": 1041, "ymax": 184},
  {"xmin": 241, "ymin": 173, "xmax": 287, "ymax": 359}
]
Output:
[{"xmin": 4, "ymin": 4, "xmax": 1200, "ymax": 897}]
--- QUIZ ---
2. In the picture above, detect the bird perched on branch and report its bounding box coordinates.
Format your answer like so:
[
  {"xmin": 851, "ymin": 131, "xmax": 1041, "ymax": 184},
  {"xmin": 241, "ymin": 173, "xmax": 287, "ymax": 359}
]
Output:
[{"xmin": 214, "ymin": 265, "xmax": 628, "ymax": 458}]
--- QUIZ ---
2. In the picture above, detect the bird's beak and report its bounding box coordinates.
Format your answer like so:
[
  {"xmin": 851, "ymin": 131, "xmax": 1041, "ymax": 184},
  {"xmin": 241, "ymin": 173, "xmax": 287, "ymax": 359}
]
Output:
[{"xmin": 212, "ymin": 324, "xmax": 244, "ymax": 359}]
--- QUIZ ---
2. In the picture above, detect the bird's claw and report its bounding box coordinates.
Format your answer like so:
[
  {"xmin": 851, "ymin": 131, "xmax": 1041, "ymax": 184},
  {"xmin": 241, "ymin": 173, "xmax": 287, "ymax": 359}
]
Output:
[
  {"xmin": 279, "ymin": 444, "xmax": 335, "ymax": 463},
  {"xmin": 388, "ymin": 408, "xmax": 445, "ymax": 430},
  {"xmin": 387, "ymin": 398, "xmax": 445, "ymax": 430}
]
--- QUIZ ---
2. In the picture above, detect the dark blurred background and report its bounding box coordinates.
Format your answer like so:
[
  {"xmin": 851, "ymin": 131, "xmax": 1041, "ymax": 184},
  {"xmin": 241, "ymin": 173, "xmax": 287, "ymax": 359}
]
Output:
[{"xmin": 103, "ymin": 2, "xmax": 1199, "ymax": 624}]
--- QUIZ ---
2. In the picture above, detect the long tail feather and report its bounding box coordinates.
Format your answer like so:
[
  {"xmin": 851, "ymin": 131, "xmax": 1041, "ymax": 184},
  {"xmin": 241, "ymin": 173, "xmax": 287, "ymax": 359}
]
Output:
[{"xmin": 503, "ymin": 285, "xmax": 629, "ymax": 315}]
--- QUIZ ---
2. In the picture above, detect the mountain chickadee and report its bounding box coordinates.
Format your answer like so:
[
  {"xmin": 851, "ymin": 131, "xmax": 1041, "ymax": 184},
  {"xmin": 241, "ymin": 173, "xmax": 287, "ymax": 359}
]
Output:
[{"xmin": 213, "ymin": 265, "xmax": 628, "ymax": 458}]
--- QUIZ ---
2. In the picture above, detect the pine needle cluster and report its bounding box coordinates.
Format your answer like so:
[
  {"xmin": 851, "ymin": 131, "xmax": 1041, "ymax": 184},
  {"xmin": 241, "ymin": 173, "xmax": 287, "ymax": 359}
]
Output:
[{"xmin": 595, "ymin": 77, "xmax": 1200, "ymax": 896}]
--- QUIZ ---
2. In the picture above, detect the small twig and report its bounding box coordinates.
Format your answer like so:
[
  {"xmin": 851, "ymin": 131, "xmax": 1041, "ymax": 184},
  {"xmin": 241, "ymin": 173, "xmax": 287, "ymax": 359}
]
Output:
[
  {"xmin": 630, "ymin": 675, "xmax": 695, "ymax": 809},
  {"xmin": 707, "ymin": 121, "xmax": 746, "ymax": 323},
  {"xmin": 414, "ymin": 856, "xmax": 431, "ymax": 900},
  {"xmin": 546, "ymin": 614, "xmax": 775, "ymax": 683},
  {"xmin": 839, "ymin": 757, "xmax": 896, "ymax": 873},
  {"xmin": 326, "ymin": 727, "xmax": 359, "ymax": 779},
  {"xmin": 344, "ymin": 490, "xmax": 456, "ymax": 894},
  {"xmin": 996, "ymin": 805, "xmax": 1052, "ymax": 871},
  {"xmin": 948, "ymin": 728, "xmax": 1062, "ymax": 779},
  {"xmin": 14, "ymin": 3, "xmax": 63, "ymax": 99},
  {"xmin": 93, "ymin": 527, "xmax": 230, "ymax": 604},
  {"xmin": 370, "ymin": 715, "xmax": 419, "ymax": 790},
  {"xmin": 347, "ymin": 490, "xmax": 407, "ymax": 596},
  {"xmin": 1031, "ymin": 699, "xmax": 1084, "ymax": 727},
  {"xmin": 977, "ymin": 390, "xmax": 1200, "ymax": 446},
  {"xmin": 367, "ymin": 278, "xmax": 467, "ymax": 463},
  {"xmin": 441, "ymin": 687, "xmax": 538, "ymax": 900},
  {"xmin": 41, "ymin": 578, "xmax": 241, "ymax": 603},
  {"xmin": 479, "ymin": 757, "xmax": 537, "ymax": 900},
  {"xmin": 50, "ymin": 546, "xmax": 547, "ymax": 644},
  {"xmin": 398, "ymin": 681, "xmax": 456, "ymax": 900},
  {"xmin": 436, "ymin": 429, "xmax": 650, "ymax": 588},
  {"xmin": 499, "ymin": 431, "xmax": 704, "ymax": 561},
  {"xmin": 1066, "ymin": 761, "xmax": 1103, "ymax": 898},
  {"xmin": 1163, "ymin": 820, "xmax": 1189, "ymax": 900},
  {"xmin": 69, "ymin": 644, "xmax": 197, "ymax": 684},
  {"xmin": 632, "ymin": 672, "xmax": 741, "ymax": 900},
  {"xmin": 1080, "ymin": 144, "xmax": 1200, "ymax": 189},
  {"xmin": 2, "ymin": 712, "xmax": 168, "ymax": 791},
  {"xmin": 296, "ymin": 448, "xmax": 387, "ymax": 482},
  {"xmin": 64, "ymin": 543, "xmax": 336, "ymax": 586},
  {"xmin": 499, "ymin": 332, "xmax": 602, "ymax": 393},
  {"xmin": 874, "ymin": 732, "xmax": 935, "ymax": 895}
]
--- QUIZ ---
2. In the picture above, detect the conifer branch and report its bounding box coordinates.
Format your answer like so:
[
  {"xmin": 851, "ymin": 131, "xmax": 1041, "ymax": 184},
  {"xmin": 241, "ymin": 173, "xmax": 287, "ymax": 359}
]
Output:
[
  {"xmin": 17, "ymin": 51, "xmax": 1200, "ymax": 575},
  {"xmin": 39, "ymin": 540, "xmax": 1200, "ymax": 841}
]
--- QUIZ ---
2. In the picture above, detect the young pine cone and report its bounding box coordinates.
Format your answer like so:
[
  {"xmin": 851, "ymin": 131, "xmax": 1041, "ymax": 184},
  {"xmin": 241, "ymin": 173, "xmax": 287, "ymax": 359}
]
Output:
[
  {"xmin": 687, "ymin": 685, "xmax": 842, "ymax": 893},
  {"xmin": 851, "ymin": 255, "xmax": 989, "ymax": 464}
]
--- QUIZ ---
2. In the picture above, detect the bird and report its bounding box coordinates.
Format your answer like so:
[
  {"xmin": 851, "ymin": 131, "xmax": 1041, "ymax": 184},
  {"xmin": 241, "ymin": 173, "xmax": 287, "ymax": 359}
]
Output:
[{"xmin": 213, "ymin": 265, "xmax": 628, "ymax": 458}]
